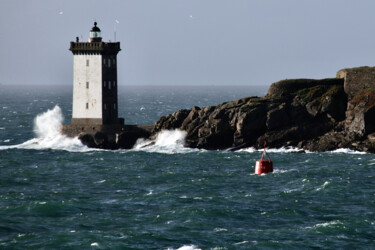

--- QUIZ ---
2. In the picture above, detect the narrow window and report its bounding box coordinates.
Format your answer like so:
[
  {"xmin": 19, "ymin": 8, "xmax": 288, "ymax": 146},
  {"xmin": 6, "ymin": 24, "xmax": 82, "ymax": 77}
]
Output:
[
  {"xmin": 103, "ymin": 58, "xmax": 106, "ymax": 65},
  {"xmin": 108, "ymin": 81, "xmax": 111, "ymax": 90},
  {"xmin": 108, "ymin": 59, "xmax": 111, "ymax": 67},
  {"xmin": 113, "ymin": 81, "xmax": 116, "ymax": 87},
  {"xmin": 114, "ymin": 103, "xmax": 116, "ymax": 110},
  {"xmin": 86, "ymin": 103, "xmax": 89, "ymax": 109},
  {"xmin": 104, "ymin": 81, "xmax": 106, "ymax": 88},
  {"xmin": 104, "ymin": 104, "xmax": 107, "ymax": 110},
  {"xmin": 113, "ymin": 58, "xmax": 116, "ymax": 65},
  {"xmin": 86, "ymin": 82, "xmax": 89, "ymax": 89},
  {"xmin": 86, "ymin": 59, "xmax": 89, "ymax": 66}
]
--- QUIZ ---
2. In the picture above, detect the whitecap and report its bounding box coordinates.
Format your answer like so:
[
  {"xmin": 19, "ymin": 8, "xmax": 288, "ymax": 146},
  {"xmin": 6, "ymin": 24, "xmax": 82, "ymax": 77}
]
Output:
[
  {"xmin": 238, "ymin": 147, "xmax": 257, "ymax": 153},
  {"xmin": 283, "ymin": 188, "xmax": 299, "ymax": 193},
  {"xmin": 330, "ymin": 148, "xmax": 367, "ymax": 154},
  {"xmin": 95, "ymin": 180, "xmax": 106, "ymax": 184},
  {"xmin": 177, "ymin": 245, "xmax": 201, "ymax": 250},
  {"xmin": 234, "ymin": 241, "xmax": 248, "ymax": 245},
  {"xmin": 90, "ymin": 242, "xmax": 99, "ymax": 247},
  {"xmin": 0, "ymin": 106, "xmax": 92, "ymax": 152},
  {"xmin": 132, "ymin": 129, "xmax": 201, "ymax": 154},
  {"xmin": 266, "ymin": 147, "xmax": 305, "ymax": 153},
  {"xmin": 316, "ymin": 181, "xmax": 330, "ymax": 191},
  {"xmin": 102, "ymin": 199, "xmax": 117, "ymax": 204},
  {"xmin": 239, "ymin": 146, "xmax": 305, "ymax": 153},
  {"xmin": 273, "ymin": 169, "xmax": 298, "ymax": 174},
  {"xmin": 305, "ymin": 220, "xmax": 343, "ymax": 229}
]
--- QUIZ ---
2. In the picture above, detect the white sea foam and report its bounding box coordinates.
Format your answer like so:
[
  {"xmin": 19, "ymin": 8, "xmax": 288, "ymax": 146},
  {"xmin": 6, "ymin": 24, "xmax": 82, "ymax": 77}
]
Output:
[
  {"xmin": 234, "ymin": 241, "xmax": 249, "ymax": 245},
  {"xmin": 0, "ymin": 106, "xmax": 89, "ymax": 152},
  {"xmin": 329, "ymin": 148, "xmax": 367, "ymax": 154},
  {"xmin": 241, "ymin": 146, "xmax": 369, "ymax": 154},
  {"xmin": 177, "ymin": 245, "xmax": 201, "ymax": 250},
  {"xmin": 239, "ymin": 146, "xmax": 305, "ymax": 153},
  {"xmin": 132, "ymin": 129, "xmax": 201, "ymax": 154},
  {"xmin": 316, "ymin": 181, "xmax": 330, "ymax": 191},
  {"xmin": 273, "ymin": 169, "xmax": 298, "ymax": 174},
  {"xmin": 305, "ymin": 220, "xmax": 343, "ymax": 229}
]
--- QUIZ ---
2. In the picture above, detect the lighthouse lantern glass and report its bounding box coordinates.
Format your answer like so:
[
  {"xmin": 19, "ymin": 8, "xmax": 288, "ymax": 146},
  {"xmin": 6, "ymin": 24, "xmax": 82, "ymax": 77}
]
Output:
[{"xmin": 90, "ymin": 31, "xmax": 101, "ymax": 38}]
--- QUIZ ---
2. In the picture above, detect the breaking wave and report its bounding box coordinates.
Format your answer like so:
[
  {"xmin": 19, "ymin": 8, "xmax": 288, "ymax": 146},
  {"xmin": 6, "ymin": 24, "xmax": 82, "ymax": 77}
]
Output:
[
  {"xmin": 329, "ymin": 148, "xmax": 367, "ymax": 154},
  {"xmin": 239, "ymin": 146, "xmax": 305, "ymax": 153},
  {"xmin": 0, "ymin": 106, "xmax": 88, "ymax": 152},
  {"xmin": 166, "ymin": 245, "xmax": 201, "ymax": 250},
  {"xmin": 305, "ymin": 220, "xmax": 343, "ymax": 230},
  {"xmin": 132, "ymin": 129, "xmax": 201, "ymax": 154},
  {"xmin": 240, "ymin": 146, "xmax": 367, "ymax": 154}
]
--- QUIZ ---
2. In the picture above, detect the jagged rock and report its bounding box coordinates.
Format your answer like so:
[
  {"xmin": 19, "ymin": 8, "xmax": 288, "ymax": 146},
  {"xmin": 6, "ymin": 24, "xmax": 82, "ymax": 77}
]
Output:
[
  {"xmin": 153, "ymin": 109, "xmax": 190, "ymax": 133},
  {"xmin": 75, "ymin": 125, "xmax": 152, "ymax": 150},
  {"xmin": 117, "ymin": 125, "xmax": 152, "ymax": 149},
  {"xmin": 266, "ymin": 103, "xmax": 291, "ymax": 131},
  {"xmin": 320, "ymin": 86, "xmax": 347, "ymax": 121},
  {"xmin": 368, "ymin": 132, "xmax": 375, "ymax": 142},
  {"xmin": 267, "ymin": 78, "xmax": 343, "ymax": 98},
  {"xmin": 94, "ymin": 132, "xmax": 107, "ymax": 147},
  {"xmin": 71, "ymin": 66, "xmax": 375, "ymax": 152},
  {"xmin": 78, "ymin": 133, "xmax": 96, "ymax": 148},
  {"xmin": 152, "ymin": 71, "xmax": 375, "ymax": 153},
  {"xmin": 345, "ymin": 89, "xmax": 375, "ymax": 137}
]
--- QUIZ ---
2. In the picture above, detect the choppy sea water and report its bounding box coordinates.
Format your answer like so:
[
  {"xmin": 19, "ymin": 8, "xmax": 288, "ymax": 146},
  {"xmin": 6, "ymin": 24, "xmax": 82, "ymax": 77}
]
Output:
[{"xmin": 0, "ymin": 85, "xmax": 374, "ymax": 249}]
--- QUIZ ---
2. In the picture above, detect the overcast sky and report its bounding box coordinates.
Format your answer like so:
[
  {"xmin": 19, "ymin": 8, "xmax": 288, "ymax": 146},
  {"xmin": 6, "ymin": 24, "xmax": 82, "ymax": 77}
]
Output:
[{"xmin": 1, "ymin": 0, "xmax": 375, "ymax": 86}]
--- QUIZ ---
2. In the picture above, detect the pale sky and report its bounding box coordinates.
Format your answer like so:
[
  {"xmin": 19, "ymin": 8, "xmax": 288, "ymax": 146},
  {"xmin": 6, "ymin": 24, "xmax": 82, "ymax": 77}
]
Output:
[{"xmin": 1, "ymin": 0, "xmax": 375, "ymax": 86}]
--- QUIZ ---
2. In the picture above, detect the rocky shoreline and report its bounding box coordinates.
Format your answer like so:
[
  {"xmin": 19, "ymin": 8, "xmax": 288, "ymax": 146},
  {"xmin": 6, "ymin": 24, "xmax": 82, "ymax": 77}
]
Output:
[{"xmin": 76, "ymin": 66, "xmax": 375, "ymax": 153}]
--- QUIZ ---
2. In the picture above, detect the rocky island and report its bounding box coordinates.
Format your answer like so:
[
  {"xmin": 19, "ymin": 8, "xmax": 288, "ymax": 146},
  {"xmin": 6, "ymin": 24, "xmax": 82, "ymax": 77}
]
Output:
[{"xmin": 77, "ymin": 66, "xmax": 375, "ymax": 153}]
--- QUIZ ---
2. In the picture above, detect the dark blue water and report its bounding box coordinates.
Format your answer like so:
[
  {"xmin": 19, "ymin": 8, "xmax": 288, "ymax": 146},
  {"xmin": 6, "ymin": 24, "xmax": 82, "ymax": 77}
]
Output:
[{"xmin": 0, "ymin": 85, "xmax": 374, "ymax": 249}]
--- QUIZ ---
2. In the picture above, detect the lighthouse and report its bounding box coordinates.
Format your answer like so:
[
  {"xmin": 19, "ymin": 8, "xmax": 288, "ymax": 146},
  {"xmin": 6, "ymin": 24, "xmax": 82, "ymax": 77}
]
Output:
[
  {"xmin": 62, "ymin": 22, "xmax": 152, "ymax": 149},
  {"xmin": 69, "ymin": 22, "xmax": 123, "ymax": 126}
]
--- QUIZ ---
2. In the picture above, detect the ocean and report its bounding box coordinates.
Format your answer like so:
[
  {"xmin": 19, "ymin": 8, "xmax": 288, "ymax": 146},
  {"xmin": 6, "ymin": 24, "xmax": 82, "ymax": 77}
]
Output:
[{"xmin": 0, "ymin": 85, "xmax": 374, "ymax": 249}]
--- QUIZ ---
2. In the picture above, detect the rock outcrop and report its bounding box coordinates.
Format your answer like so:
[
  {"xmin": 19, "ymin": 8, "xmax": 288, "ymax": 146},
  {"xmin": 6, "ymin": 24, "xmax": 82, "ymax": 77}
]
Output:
[
  {"xmin": 153, "ymin": 67, "xmax": 375, "ymax": 153},
  {"xmin": 71, "ymin": 125, "xmax": 153, "ymax": 149},
  {"xmin": 71, "ymin": 66, "xmax": 375, "ymax": 153}
]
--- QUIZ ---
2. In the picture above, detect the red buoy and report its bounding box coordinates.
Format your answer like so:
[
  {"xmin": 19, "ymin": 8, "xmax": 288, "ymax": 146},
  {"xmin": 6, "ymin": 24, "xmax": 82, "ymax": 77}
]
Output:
[{"xmin": 255, "ymin": 141, "xmax": 273, "ymax": 174}]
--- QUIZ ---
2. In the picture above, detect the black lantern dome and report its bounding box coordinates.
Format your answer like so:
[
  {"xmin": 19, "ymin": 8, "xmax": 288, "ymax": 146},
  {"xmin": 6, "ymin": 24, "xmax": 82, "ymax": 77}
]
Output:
[{"xmin": 89, "ymin": 22, "xmax": 102, "ymax": 42}]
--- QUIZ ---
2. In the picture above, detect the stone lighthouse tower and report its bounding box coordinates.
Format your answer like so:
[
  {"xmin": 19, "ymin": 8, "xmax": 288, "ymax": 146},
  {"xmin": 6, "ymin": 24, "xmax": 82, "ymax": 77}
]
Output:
[
  {"xmin": 69, "ymin": 22, "xmax": 123, "ymax": 126},
  {"xmin": 62, "ymin": 22, "xmax": 152, "ymax": 148}
]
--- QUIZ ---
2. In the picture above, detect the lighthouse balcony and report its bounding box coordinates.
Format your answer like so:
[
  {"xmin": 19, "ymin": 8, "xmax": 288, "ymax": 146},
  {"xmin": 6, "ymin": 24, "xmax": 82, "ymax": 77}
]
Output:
[{"xmin": 70, "ymin": 42, "xmax": 121, "ymax": 55}]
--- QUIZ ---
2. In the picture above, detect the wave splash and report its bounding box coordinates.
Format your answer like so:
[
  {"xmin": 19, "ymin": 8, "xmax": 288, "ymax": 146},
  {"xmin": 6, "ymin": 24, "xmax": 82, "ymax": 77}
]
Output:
[
  {"xmin": 132, "ymin": 129, "xmax": 200, "ymax": 154},
  {"xmin": 0, "ymin": 106, "xmax": 88, "ymax": 152}
]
